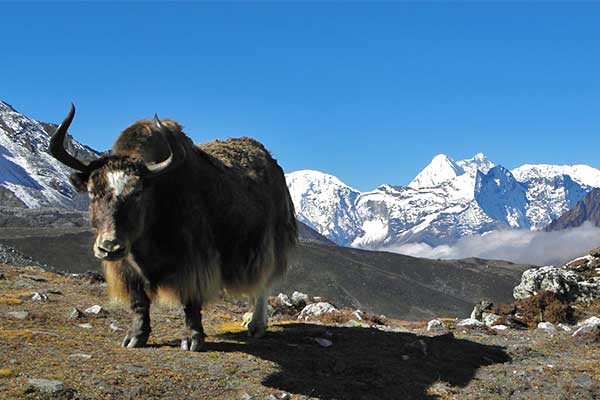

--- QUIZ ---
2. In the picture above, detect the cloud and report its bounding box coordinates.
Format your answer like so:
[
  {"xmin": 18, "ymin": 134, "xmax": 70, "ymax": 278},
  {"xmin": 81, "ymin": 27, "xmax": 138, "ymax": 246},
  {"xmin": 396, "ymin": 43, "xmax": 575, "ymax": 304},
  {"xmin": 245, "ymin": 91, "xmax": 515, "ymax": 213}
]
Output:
[{"xmin": 384, "ymin": 223, "xmax": 600, "ymax": 266}]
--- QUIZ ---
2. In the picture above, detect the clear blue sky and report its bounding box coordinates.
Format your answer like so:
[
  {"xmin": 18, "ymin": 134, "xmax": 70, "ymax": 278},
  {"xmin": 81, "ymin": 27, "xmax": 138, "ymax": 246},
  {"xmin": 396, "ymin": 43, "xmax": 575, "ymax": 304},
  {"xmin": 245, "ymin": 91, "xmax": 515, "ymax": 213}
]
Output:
[{"xmin": 2, "ymin": 2, "xmax": 599, "ymax": 191}]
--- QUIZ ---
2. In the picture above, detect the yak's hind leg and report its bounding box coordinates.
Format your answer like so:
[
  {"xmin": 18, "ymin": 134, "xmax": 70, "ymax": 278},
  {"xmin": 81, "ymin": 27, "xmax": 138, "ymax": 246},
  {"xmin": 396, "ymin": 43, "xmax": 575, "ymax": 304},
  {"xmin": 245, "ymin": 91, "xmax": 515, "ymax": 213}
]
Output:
[
  {"xmin": 247, "ymin": 289, "xmax": 268, "ymax": 338},
  {"xmin": 181, "ymin": 303, "xmax": 206, "ymax": 351},
  {"xmin": 121, "ymin": 274, "xmax": 151, "ymax": 348}
]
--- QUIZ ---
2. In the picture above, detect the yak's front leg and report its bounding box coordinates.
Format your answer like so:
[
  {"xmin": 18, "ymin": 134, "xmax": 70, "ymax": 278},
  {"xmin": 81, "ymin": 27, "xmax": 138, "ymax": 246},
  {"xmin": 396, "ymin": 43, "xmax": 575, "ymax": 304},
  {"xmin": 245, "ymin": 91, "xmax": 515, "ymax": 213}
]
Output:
[
  {"xmin": 248, "ymin": 290, "xmax": 268, "ymax": 338},
  {"xmin": 181, "ymin": 303, "xmax": 206, "ymax": 351},
  {"xmin": 122, "ymin": 279, "xmax": 151, "ymax": 348}
]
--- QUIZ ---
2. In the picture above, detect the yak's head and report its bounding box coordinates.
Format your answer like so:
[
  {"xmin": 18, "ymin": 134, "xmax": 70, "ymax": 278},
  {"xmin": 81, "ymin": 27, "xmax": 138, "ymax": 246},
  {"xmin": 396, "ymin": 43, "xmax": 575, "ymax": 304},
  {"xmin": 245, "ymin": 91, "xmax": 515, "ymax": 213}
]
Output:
[{"xmin": 49, "ymin": 104, "xmax": 185, "ymax": 261}]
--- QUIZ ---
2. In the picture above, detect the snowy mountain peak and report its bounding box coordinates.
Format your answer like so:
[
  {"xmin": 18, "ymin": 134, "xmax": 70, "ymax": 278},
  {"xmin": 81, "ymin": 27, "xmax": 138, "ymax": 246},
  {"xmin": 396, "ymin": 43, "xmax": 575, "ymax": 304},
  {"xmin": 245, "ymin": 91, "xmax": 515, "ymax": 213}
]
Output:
[
  {"xmin": 285, "ymin": 169, "xmax": 363, "ymax": 244},
  {"xmin": 0, "ymin": 101, "xmax": 99, "ymax": 209},
  {"xmin": 511, "ymin": 163, "xmax": 600, "ymax": 188},
  {"xmin": 457, "ymin": 153, "xmax": 495, "ymax": 175},
  {"xmin": 408, "ymin": 154, "xmax": 464, "ymax": 189}
]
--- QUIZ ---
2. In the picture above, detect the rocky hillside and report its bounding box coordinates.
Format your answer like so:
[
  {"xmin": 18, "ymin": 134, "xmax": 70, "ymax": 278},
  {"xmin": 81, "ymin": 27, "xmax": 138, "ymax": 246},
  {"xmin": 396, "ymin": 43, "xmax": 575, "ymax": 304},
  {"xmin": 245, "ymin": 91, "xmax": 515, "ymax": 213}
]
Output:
[
  {"xmin": 0, "ymin": 101, "xmax": 99, "ymax": 210},
  {"xmin": 287, "ymin": 155, "xmax": 600, "ymax": 249},
  {"xmin": 1, "ymin": 261, "xmax": 599, "ymax": 399},
  {"xmin": 0, "ymin": 217, "xmax": 530, "ymax": 320},
  {"xmin": 545, "ymin": 188, "xmax": 600, "ymax": 231}
]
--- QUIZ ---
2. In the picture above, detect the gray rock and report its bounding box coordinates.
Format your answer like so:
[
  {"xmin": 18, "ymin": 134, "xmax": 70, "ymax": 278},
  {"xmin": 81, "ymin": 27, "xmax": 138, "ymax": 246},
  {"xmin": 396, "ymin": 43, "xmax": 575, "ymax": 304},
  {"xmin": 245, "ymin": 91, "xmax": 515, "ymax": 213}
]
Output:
[
  {"xmin": 7, "ymin": 311, "xmax": 29, "ymax": 320},
  {"xmin": 427, "ymin": 319, "xmax": 446, "ymax": 331},
  {"xmin": 456, "ymin": 318, "xmax": 484, "ymax": 328},
  {"xmin": 298, "ymin": 302, "xmax": 338, "ymax": 319},
  {"xmin": 513, "ymin": 266, "xmax": 600, "ymax": 302},
  {"xmin": 67, "ymin": 308, "xmax": 84, "ymax": 320},
  {"xmin": 313, "ymin": 337, "xmax": 333, "ymax": 347},
  {"xmin": 14, "ymin": 280, "xmax": 34, "ymax": 289},
  {"xmin": 482, "ymin": 312, "xmax": 502, "ymax": 327},
  {"xmin": 470, "ymin": 300, "xmax": 493, "ymax": 320},
  {"xmin": 20, "ymin": 273, "xmax": 47, "ymax": 282},
  {"xmin": 290, "ymin": 291, "xmax": 310, "ymax": 308},
  {"xmin": 28, "ymin": 379, "xmax": 64, "ymax": 394},
  {"xmin": 572, "ymin": 316, "xmax": 600, "ymax": 337},
  {"xmin": 84, "ymin": 305, "xmax": 105, "ymax": 315},
  {"xmin": 276, "ymin": 293, "xmax": 293, "ymax": 308},
  {"xmin": 557, "ymin": 323, "xmax": 572, "ymax": 332},
  {"xmin": 69, "ymin": 353, "xmax": 92, "ymax": 360},
  {"xmin": 536, "ymin": 321, "xmax": 557, "ymax": 335}
]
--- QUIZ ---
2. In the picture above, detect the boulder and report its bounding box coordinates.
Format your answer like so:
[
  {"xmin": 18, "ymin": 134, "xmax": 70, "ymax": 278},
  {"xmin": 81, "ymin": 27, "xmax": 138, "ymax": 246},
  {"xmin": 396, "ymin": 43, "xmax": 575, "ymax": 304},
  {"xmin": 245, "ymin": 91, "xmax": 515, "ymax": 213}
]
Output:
[
  {"xmin": 28, "ymin": 379, "xmax": 64, "ymax": 394},
  {"xmin": 482, "ymin": 312, "xmax": 502, "ymax": 327},
  {"xmin": 427, "ymin": 319, "xmax": 446, "ymax": 331},
  {"xmin": 572, "ymin": 316, "xmax": 600, "ymax": 337},
  {"xmin": 456, "ymin": 318, "xmax": 484, "ymax": 328},
  {"xmin": 513, "ymin": 266, "xmax": 600, "ymax": 302},
  {"xmin": 470, "ymin": 300, "xmax": 493, "ymax": 320},
  {"xmin": 298, "ymin": 302, "xmax": 338, "ymax": 319},
  {"xmin": 536, "ymin": 321, "xmax": 557, "ymax": 335},
  {"xmin": 290, "ymin": 291, "xmax": 310, "ymax": 308}
]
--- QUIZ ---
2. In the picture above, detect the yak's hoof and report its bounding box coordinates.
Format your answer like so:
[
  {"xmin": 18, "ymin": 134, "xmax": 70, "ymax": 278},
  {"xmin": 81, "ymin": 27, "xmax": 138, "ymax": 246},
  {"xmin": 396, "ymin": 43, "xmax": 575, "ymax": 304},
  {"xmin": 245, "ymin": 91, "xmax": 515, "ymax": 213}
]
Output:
[
  {"xmin": 247, "ymin": 321, "xmax": 267, "ymax": 338},
  {"xmin": 122, "ymin": 332, "xmax": 149, "ymax": 349},
  {"xmin": 181, "ymin": 334, "xmax": 205, "ymax": 352}
]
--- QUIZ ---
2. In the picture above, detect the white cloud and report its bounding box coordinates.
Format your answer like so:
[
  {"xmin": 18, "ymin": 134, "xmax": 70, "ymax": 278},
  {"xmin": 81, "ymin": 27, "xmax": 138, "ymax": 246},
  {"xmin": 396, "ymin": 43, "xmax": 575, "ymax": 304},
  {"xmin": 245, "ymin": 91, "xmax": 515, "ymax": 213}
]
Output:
[{"xmin": 384, "ymin": 223, "xmax": 600, "ymax": 266}]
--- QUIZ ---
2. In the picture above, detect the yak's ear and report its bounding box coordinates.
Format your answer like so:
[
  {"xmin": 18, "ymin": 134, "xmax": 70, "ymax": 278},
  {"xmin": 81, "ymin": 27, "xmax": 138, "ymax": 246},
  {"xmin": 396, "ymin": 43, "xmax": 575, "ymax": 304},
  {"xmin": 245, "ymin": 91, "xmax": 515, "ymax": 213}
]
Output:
[{"xmin": 69, "ymin": 172, "xmax": 90, "ymax": 193}]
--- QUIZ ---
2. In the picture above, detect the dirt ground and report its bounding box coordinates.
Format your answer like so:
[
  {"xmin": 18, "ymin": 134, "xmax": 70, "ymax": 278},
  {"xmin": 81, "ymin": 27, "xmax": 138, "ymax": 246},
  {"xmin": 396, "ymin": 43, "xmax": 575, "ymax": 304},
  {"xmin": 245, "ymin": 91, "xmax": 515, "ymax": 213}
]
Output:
[{"xmin": 0, "ymin": 264, "xmax": 598, "ymax": 400}]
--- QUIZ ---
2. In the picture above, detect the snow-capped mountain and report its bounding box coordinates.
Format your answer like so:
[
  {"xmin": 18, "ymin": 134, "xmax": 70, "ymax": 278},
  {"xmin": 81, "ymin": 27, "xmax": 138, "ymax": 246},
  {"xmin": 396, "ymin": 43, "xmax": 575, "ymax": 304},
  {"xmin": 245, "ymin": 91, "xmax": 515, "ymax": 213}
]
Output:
[
  {"xmin": 286, "ymin": 170, "xmax": 363, "ymax": 244},
  {"xmin": 287, "ymin": 154, "xmax": 600, "ymax": 249},
  {"xmin": 0, "ymin": 101, "xmax": 99, "ymax": 209}
]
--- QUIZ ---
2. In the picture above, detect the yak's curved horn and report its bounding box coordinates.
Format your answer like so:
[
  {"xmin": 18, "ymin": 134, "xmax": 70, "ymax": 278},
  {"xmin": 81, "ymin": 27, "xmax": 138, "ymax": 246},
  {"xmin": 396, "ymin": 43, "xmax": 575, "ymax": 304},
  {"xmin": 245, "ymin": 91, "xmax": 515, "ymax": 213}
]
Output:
[
  {"xmin": 49, "ymin": 103, "xmax": 89, "ymax": 172},
  {"xmin": 146, "ymin": 114, "xmax": 186, "ymax": 175},
  {"xmin": 154, "ymin": 113, "xmax": 164, "ymax": 130}
]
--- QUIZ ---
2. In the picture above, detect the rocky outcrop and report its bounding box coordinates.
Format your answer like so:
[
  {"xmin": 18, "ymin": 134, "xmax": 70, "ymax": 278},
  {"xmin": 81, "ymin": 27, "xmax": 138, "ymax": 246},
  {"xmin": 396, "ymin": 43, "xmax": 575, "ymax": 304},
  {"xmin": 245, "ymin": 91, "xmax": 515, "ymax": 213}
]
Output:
[{"xmin": 513, "ymin": 249, "xmax": 600, "ymax": 303}]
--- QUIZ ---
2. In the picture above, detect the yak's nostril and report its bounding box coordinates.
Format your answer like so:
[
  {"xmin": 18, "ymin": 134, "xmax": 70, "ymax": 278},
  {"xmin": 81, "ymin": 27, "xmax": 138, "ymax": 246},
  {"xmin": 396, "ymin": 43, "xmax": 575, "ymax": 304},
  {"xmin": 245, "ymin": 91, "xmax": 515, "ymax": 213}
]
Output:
[{"xmin": 98, "ymin": 240, "xmax": 123, "ymax": 253}]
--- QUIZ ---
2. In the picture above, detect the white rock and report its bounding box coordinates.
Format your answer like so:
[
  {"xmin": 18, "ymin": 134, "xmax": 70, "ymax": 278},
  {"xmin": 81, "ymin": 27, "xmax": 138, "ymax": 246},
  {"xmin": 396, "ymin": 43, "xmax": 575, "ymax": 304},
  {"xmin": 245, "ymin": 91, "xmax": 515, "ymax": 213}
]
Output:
[
  {"xmin": 298, "ymin": 302, "xmax": 338, "ymax": 319},
  {"xmin": 84, "ymin": 305, "xmax": 104, "ymax": 315},
  {"xmin": 427, "ymin": 319, "xmax": 446, "ymax": 331},
  {"xmin": 492, "ymin": 324, "xmax": 509, "ymax": 331},
  {"xmin": 290, "ymin": 291, "xmax": 310, "ymax": 307},
  {"xmin": 513, "ymin": 266, "xmax": 600, "ymax": 302},
  {"xmin": 31, "ymin": 292, "xmax": 48, "ymax": 302},
  {"xmin": 67, "ymin": 308, "xmax": 83, "ymax": 320},
  {"xmin": 28, "ymin": 379, "xmax": 64, "ymax": 393},
  {"xmin": 536, "ymin": 321, "xmax": 557, "ymax": 335},
  {"xmin": 276, "ymin": 293, "xmax": 293, "ymax": 308},
  {"xmin": 69, "ymin": 353, "xmax": 92, "ymax": 360},
  {"xmin": 456, "ymin": 318, "xmax": 484, "ymax": 328},
  {"xmin": 78, "ymin": 323, "xmax": 93, "ymax": 329},
  {"xmin": 557, "ymin": 323, "xmax": 572, "ymax": 332},
  {"xmin": 572, "ymin": 316, "xmax": 600, "ymax": 337},
  {"xmin": 482, "ymin": 312, "xmax": 502, "ymax": 327}
]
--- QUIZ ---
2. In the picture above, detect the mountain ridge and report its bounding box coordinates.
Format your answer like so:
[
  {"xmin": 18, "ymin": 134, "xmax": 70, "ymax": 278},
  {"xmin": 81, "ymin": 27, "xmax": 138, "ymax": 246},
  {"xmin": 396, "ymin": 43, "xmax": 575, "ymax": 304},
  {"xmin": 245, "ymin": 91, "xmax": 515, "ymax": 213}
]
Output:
[{"xmin": 287, "ymin": 154, "xmax": 600, "ymax": 248}]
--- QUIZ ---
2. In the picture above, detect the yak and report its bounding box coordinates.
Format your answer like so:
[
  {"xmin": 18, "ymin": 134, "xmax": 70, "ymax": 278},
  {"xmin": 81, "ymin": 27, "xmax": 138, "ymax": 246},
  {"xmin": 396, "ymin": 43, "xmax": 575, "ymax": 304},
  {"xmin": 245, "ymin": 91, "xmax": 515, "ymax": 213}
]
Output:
[{"xmin": 49, "ymin": 104, "xmax": 297, "ymax": 351}]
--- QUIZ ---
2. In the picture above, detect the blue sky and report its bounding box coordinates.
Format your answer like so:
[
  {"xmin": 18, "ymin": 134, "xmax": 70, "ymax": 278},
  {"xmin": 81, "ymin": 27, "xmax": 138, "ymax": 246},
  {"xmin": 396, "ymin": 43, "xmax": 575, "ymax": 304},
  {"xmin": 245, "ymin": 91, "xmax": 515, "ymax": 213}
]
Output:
[{"xmin": 2, "ymin": 2, "xmax": 599, "ymax": 191}]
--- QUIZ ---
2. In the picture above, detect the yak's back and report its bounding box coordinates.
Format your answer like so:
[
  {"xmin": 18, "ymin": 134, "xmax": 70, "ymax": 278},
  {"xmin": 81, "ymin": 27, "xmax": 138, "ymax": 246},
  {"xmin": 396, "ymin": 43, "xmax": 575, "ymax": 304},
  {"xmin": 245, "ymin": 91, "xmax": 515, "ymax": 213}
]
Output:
[{"xmin": 198, "ymin": 137, "xmax": 275, "ymax": 184}]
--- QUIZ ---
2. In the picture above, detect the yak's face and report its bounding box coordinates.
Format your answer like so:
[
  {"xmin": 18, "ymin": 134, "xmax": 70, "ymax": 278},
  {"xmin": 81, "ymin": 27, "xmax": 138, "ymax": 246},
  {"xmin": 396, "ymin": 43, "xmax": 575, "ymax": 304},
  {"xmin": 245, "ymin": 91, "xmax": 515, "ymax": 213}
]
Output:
[
  {"xmin": 74, "ymin": 158, "xmax": 151, "ymax": 261},
  {"xmin": 48, "ymin": 105, "xmax": 185, "ymax": 261}
]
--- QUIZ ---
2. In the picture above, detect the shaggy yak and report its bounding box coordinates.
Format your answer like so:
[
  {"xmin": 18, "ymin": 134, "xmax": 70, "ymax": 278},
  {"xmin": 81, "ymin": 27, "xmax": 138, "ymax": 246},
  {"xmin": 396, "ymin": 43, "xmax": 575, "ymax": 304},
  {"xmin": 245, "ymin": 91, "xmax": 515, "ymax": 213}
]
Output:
[{"xmin": 49, "ymin": 104, "xmax": 297, "ymax": 351}]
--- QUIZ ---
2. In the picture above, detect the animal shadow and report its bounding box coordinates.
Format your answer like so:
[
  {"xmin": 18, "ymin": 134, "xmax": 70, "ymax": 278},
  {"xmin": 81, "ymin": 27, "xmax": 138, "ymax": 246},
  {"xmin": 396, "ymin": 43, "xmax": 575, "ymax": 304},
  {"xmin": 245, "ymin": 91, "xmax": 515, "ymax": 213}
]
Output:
[{"xmin": 209, "ymin": 323, "xmax": 510, "ymax": 400}]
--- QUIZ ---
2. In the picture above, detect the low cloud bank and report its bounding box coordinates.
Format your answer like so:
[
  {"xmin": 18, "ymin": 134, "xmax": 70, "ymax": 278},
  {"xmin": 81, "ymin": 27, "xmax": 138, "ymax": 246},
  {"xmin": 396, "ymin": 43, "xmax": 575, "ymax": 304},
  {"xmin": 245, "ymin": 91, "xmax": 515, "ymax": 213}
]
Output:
[{"xmin": 385, "ymin": 223, "xmax": 600, "ymax": 266}]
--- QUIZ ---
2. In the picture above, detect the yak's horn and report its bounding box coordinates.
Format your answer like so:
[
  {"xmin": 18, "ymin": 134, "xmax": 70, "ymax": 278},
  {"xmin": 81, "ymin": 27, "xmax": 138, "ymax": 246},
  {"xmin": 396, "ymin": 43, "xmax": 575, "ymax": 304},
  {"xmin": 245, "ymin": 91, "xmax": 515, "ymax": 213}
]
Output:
[{"xmin": 48, "ymin": 103, "xmax": 89, "ymax": 172}]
